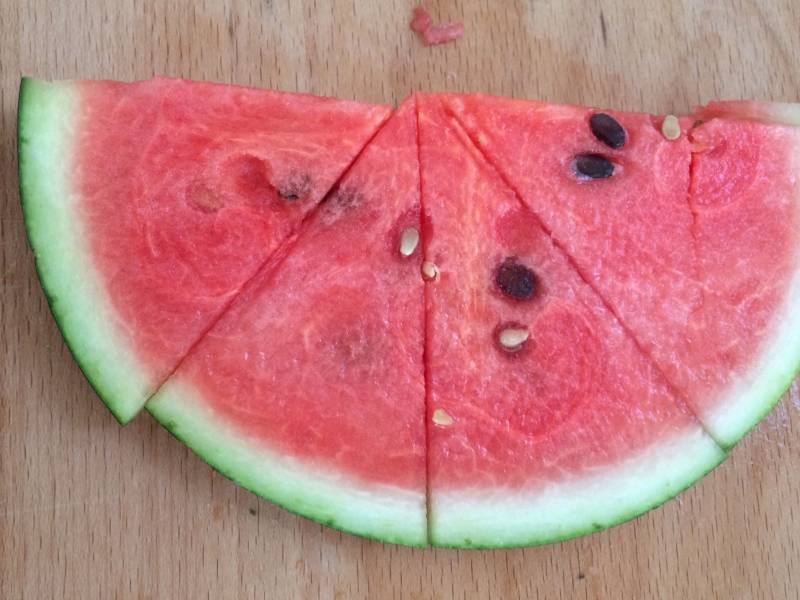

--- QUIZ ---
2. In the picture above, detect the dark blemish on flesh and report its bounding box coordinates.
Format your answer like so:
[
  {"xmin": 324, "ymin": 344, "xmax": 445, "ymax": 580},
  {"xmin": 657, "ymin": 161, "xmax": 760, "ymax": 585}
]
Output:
[
  {"xmin": 589, "ymin": 113, "xmax": 626, "ymax": 149},
  {"xmin": 495, "ymin": 257, "xmax": 537, "ymax": 301},
  {"xmin": 572, "ymin": 153, "xmax": 615, "ymax": 179},
  {"xmin": 248, "ymin": 507, "xmax": 257, "ymax": 516},
  {"xmin": 326, "ymin": 185, "xmax": 363, "ymax": 212},
  {"xmin": 277, "ymin": 173, "xmax": 312, "ymax": 202},
  {"xmin": 577, "ymin": 573, "xmax": 586, "ymax": 581}
]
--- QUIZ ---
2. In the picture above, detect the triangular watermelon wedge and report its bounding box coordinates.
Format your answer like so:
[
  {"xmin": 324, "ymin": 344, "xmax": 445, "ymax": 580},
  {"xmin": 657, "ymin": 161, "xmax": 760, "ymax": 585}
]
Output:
[
  {"xmin": 683, "ymin": 103, "xmax": 800, "ymax": 445},
  {"xmin": 440, "ymin": 94, "xmax": 800, "ymax": 448},
  {"xmin": 146, "ymin": 99, "xmax": 428, "ymax": 544},
  {"xmin": 418, "ymin": 95, "xmax": 725, "ymax": 547},
  {"xmin": 18, "ymin": 77, "xmax": 391, "ymax": 423}
]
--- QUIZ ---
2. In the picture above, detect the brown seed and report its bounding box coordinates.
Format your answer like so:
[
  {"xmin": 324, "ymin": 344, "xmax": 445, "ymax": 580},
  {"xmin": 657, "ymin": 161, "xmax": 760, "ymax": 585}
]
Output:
[
  {"xmin": 495, "ymin": 258, "xmax": 537, "ymax": 300},
  {"xmin": 399, "ymin": 227, "xmax": 420, "ymax": 256},
  {"xmin": 498, "ymin": 327, "xmax": 530, "ymax": 350},
  {"xmin": 432, "ymin": 408, "xmax": 454, "ymax": 426},
  {"xmin": 661, "ymin": 115, "xmax": 681, "ymax": 141},
  {"xmin": 589, "ymin": 113, "xmax": 626, "ymax": 149},
  {"xmin": 422, "ymin": 261, "xmax": 438, "ymax": 280},
  {"xmin": 573, "ymin": 153, "xmax": 615, "ymax": 180}
]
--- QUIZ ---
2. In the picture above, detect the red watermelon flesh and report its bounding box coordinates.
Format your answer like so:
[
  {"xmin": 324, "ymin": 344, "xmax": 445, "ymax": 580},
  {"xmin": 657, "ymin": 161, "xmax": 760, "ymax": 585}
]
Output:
[
  {"xmin": 146, "ymin": 99, "xmax": 428, "ymax": 544},
  {"xmin": 417, "ymin": 96, "xmax": 723, "ymax": 547},
  {"xmin": 21, "ymin": 78, "xmax": 391, "ymax": 423}
]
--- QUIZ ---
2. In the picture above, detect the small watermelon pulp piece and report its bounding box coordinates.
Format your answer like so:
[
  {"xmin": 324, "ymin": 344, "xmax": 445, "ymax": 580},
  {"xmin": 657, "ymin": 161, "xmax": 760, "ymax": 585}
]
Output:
[
  {"xmin": 17, "ymin": 77, "xmax": 391, "ymax": 423},
  {"xmin": 441, "ymin": 94, "xmax": 800, "ymax": 449},
  {"xmin": 147, "ymin": 99, "xmax": 428, "ymax": 545},
  {"xmin": 417, "ymin": 95, "xmax": 725, "ymax": 547}
]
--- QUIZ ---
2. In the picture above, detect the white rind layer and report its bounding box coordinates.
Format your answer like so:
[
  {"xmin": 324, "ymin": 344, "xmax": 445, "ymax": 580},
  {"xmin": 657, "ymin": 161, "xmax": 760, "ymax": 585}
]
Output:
[
  {"xmin": 430, "ymin": 426, "xmax": 726, "ymax": 548},
  {"xmin": 18, "ymin": 78, "xmax": 152, "ymax": 423},
  {"xmin": 147, "ymin": 377, "xmax": 428, "ymax": 546},
  {"xmin": 704, "ymin": 263, "xmax": 800, "ymax": 447}
]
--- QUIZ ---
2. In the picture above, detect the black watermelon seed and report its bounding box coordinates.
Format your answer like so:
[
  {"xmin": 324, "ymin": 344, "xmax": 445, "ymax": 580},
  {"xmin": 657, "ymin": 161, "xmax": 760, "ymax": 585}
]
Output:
[
  {"xmin": 589, "ymin": 112, "xmax": 626, "ymax": 149},
  {"xmin": 495, "ymin": 258, "xmax": 537, "ymax": 300},
  {"xmin": 573, "ymin": 154, "xmax": 615, "ymax": 180}
]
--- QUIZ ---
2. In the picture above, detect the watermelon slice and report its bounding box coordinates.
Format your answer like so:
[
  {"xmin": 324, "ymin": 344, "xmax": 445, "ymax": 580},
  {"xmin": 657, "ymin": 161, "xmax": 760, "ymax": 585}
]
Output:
[
  {"xmin": 19, "ymin": 78, "xmax": 800, "ymax": 548},
  {"xmin": 684, "ymin": 104, "xmax": 800, "ymax": 445},
  {"xmin": 18, "ymin": 77, "xmax": 391, "ymax": 423},
  {"xmin": 146, "ymin": 99, "xmax": 428, "ymax": 545},
  {"xmin": 440, "ymin": 94, "xmax": 800, "ymax": 448},
  {"xmin": 417, "ymin": 95, "xmax": 725, "ymax": 547}
]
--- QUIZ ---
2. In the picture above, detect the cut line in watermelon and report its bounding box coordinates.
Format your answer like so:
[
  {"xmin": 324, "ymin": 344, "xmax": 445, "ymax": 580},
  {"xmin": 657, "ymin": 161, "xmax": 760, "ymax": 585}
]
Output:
[
  {"xmin": 148, "ymin": 99, "xmax": 428, "ymax": 545},
  {"xmin": 18, "ymin": 77, "xmax": 391, "ymax": 423},
  {"xmin": 18, "ymin": 78, "xmax": 800, "ymax": 548},
  {"xmin": 417, "ymin": 94, "xmax": 725, "ymax": 547}
]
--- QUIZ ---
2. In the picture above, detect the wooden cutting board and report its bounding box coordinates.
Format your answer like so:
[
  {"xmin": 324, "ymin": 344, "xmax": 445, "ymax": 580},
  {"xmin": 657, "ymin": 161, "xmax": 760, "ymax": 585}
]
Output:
[{"xmin": 2, "ymin": 1, "xmax": 799, "ymax": 598}]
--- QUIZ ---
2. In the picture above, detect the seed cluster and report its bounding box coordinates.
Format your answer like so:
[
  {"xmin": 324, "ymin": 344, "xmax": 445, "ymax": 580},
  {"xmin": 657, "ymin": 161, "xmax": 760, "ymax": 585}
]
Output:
[
  {"xmin": 490, "ymin": 113, "xmax": 630, "ymax": 352},
  {"xmin": 573, "ymin": 112, "xmax": 627, "ymax": 180}
]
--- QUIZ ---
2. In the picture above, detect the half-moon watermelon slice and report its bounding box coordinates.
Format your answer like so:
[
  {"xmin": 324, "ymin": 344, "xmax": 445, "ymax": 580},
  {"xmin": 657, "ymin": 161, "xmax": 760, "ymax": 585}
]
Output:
[
  {"xmin": 417, "ymin": 95, "xmax": 725, "ymax": 547},
  {"xmin": 18, "ymin": 77, "xmax": 391, "ymax": 423},
  {"xmin": 146, "ymin": 99, "xmax": 428, "ymax": 545},
  {"xmin": 440, "ymin": 94, "xmax": 800, "ymax": 449},
  {"xmin": 18, "ymin": 79, "xmax": 800, "ymax": 548}
]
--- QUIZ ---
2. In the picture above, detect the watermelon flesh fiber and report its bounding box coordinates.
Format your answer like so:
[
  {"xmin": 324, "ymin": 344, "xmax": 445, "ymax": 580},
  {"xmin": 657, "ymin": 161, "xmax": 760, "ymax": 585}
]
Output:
[{"xmin": 18, "ymin": 78, "xmax": 800, "ymax": 547}]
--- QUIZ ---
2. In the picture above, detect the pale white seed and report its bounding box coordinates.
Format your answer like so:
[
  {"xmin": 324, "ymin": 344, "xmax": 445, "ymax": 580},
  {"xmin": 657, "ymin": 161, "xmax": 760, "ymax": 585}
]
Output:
[
  {"xmin": 498, "ymin": 327, "xmax": 530, "ymax": 350},
  {"xmin": 399, "ymin": 227, "xmax": 420, "ymax": 257},
  {"xmin": 421, "ymin": 261, "xmax": 438, "ymax": 280},
  {"xmin": 432, "ymin": 408, "xmax": 454, "ymax": 426},
  {"xmin": 661, "ymin": 115, "xmax": 681, "ymax": 141}
]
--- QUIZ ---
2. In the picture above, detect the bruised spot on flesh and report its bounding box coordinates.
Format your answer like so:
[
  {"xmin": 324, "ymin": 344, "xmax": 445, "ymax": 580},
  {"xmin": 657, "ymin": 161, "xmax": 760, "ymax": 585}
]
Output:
[
  {"xmin": 232, "ymin": 154, "xmax": 276, "ymax": 199},
  {"xmin": 323, "ymin": 185, "xmax": 365, "ymax": 219},
  {"xmin": 277, "ymin": 172, "xmax": 312, "ymax": 202},
  {"xmin": 186, "ymin": 182, "xmax": 225, "ymax": 213}
]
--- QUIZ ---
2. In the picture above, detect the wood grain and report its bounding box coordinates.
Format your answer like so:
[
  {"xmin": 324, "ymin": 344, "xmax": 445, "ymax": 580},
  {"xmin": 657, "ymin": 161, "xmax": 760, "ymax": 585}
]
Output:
[{"xmin": 2, "ymin": 1, "xmax": 800, "ymax": 598}]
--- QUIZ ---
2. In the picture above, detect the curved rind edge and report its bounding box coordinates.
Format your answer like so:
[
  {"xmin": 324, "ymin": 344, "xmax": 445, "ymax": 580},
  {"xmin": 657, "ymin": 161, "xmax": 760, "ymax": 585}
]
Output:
[
  {"xmin": 701, "ymin": 171, "xmax": 800, "ymax": 449},
  {"xmin": 694, "ymin": 101, "xmax": 800, "ymax": 126},
  {"xmin": 18, "ymin": 77, "xmax": 152, "ymax": 424},
  {"xmin": 146, "ymin": 377, "xmax": 429, "ymax": 547},
  {"xmin": 430, "ymin": 427, "xmax": 727, "ymax": 548}
]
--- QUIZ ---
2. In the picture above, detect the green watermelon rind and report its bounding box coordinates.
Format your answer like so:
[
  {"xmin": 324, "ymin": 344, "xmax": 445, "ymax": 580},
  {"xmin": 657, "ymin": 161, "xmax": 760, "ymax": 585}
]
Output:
[
  {"xmin": 147, "ymin": 377, "xmax": 428, "ymax": 547},
  {"xmin": 18, "ymin": 77, "xmax": 152, "ymax": 424},
  {"xmin": 430, "ymin": 427, "xmax": 727, "ymax": 548}
]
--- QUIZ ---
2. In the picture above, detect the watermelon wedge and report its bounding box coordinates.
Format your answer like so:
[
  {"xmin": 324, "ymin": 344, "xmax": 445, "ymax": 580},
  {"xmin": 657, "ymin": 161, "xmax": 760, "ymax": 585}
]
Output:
[
  {"xmin": 147, "ymin": 99, "xmax": 427, "ymax": 545},
  {"xmin": 18, "ymin": 77, "xmax": 391, "ymax": 423},
  {"xmin": 684, "ymin": 104, "xmax": 800, "ymax": 444},
  {"xmin": 417, "ymin": 95, "xmax": 725, "ymax": 547},
  {"xmin": 18, "ymin": 78, "xmax": 800, "ymax": 548},
  {"xmin": 440, "ymin": 94, "xmax": 800, "ymax": 448}
]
